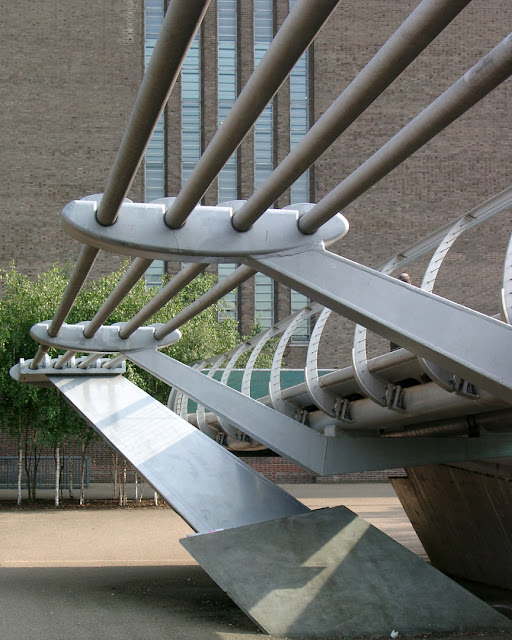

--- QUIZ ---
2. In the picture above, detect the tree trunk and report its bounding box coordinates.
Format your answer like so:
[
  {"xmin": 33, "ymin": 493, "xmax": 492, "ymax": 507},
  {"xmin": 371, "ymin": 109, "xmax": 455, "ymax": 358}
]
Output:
[
  {"xmin": 67, "ymin": 447, "xmax": 74, "ymax": 500},
  {"xmin": 79, "ymin": 442, "xmax": 87, "ymax": 506},
  {"xmin": 54, "ymin": 445, "xmax": 60, "ymax": 507},
  {"xmin": 154, "ymin": 491, "xmax": 158, "ymax": 507},
  {"xmin": 118, "ymin": 458, "xmax": 126, "ymax": 506},
  {"xmin": 16, "ymin": 445, "xmax": 23, "ymax": 505},
  {"xmin": 122, "ymin": 460, "xmax": 127, "ymax": 506},
  {"xmin": 112, "ymin": 451, "xmax": 119, "ymax": 500}
]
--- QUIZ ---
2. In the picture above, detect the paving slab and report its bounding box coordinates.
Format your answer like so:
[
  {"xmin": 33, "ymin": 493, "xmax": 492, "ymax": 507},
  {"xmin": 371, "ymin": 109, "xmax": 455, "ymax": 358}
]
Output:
[{"xmin": 1, "ymin": 484, "xmax": 512, "ymax": 640}]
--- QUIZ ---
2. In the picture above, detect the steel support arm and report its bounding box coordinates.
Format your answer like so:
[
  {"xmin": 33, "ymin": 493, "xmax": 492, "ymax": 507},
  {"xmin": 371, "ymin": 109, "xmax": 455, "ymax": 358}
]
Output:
[
  {"xmin": 127, "ymin": 349, "xmax": 512, "ymax": 474},
  {"xmin": 246, "ymin": 248, "xmax": 512, "ymax": 405}
]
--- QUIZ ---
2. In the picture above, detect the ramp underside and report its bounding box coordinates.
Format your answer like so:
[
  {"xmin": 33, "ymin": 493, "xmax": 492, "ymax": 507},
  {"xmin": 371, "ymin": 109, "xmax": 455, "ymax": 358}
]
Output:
[
  {"xmin": 182, "ymin": 506, "xmax": 511, "ymax": 637},
  {"xmin": 50, "ymin": 374, "xmax": 309, "ymax": 533}
]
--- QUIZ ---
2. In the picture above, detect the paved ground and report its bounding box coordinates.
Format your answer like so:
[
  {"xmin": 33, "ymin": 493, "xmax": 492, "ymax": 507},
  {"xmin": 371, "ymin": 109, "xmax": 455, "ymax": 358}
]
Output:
[{"xmin": 1, "ymin": 483, "xmax": 511, "ymax": 640}]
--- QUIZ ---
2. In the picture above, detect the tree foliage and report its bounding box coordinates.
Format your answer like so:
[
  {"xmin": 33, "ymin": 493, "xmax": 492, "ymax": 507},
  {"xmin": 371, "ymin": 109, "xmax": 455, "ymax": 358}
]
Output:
[{"xmin": 0, "ymin": 261, "xmax": 250, "ymax": 497}]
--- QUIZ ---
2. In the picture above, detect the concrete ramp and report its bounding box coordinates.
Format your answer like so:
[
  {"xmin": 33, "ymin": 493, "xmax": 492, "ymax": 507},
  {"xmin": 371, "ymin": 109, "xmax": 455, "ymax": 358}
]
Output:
[
  {"xmin": 50, "ymin": 374, "xmax": 309, "ymax": 532},
  {"xmin": 182, "ymin": 506, "xmax": 512, "ymax": 637}
]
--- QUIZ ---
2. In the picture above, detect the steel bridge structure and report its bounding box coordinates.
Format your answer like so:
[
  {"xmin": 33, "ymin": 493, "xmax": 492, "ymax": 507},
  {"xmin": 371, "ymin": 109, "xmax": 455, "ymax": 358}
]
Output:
[{"xmin": 11, "ymin": 0, "xmax": 512, "ymax": 636}]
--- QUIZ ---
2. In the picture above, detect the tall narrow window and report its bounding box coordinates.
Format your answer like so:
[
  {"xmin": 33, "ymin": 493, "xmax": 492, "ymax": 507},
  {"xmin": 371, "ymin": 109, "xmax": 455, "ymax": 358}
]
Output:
[
  {"xmin": 288, "ymin": 0, "xmax": 310, "ymax": 338},
  {"xmin": 254, "ymin": 0, "xmax": 274, "ymax": 190},
  {"xmin": 181, "ymin": 33, "xmax": 201, "ymax": 186},
  {"xmin": 290, "ymin": 290, "xmax": 310, "ymax": 343},
  {"xmin": 217, "ymin": 1, "xmax": 238, "ymax": 317},
  {"xmin": 253, "ymin": 1, "xmax": 275, "ymax": 328},
  {"xmin": 254, "ymin": 273, "xmax": 274, "ymax": 330},
  {"xmin": 217, "ymin": 0, "xmax": 238, "ymax": 202},
  {"xmin": 289, "ymin": 0, "xmax": 309, "ymax": 204},
  {"xmin": 144, "ymin": 0, "xmax": 165, "ymax": 287},
  {"xmin": 218, "ymin": 263, "xmax": 238, "ymax": 322}
]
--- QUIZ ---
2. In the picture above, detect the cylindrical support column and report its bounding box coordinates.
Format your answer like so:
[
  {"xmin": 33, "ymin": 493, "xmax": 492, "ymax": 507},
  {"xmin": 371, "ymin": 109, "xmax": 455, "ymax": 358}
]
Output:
[
  {"xmin": 83, "ymin": 258, "xmax": 152, "ymax": 338},
  {"xmin": 164, "ymin": 0, "xmax": 340, "ymax": 229},
  {"xmin": 97, "ymin": 0, "xmax": 211, "ymax": 226},
  {"xmin": 231, "ymin": 0, "xmax": 472, "ymax": 231},
  {"xmin": 119, "ymin": 263, "xmax": 207, "ymax": 339},
  {"xmin": 154, "ymin": 265, "xmax": 256, "ymax": 339},
  {"xmin": 298, "ymin": 34, "xmax": 512, "ymax": 234}
]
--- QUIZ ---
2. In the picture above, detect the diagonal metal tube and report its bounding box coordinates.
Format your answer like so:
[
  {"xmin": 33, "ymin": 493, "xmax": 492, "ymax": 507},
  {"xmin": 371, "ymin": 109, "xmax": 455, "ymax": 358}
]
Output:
[
  {"xmin": 153, "ymin": 265, "xmax": 256, "ymax": 339},
  {"xmin": 164, "ymin": 0, "xmax": 341, "ymax": 229},
  {"xmin": 83, "ymin": 258, "xmax": 153, "ymax": 338},
  {"xmin": 30, "ymin": 0, "xmax": 210, "ymax": 369},
  {"xmin": 298, "ymin": 33, "xmax": 512, "ymax": 234},
  {"xmin": 119, "ymin": 263, "xmax": 207, "ymax": 339},
  {"xmin": 231, "ymin": 0, "xmax": 473, "ymax": 232}
]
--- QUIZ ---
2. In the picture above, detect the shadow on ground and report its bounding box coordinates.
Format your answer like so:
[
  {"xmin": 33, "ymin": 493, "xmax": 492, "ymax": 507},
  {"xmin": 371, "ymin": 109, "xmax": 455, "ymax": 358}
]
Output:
[{"xmin": 0, "ymin": 565, "xmax": 259, "ymax": 640}]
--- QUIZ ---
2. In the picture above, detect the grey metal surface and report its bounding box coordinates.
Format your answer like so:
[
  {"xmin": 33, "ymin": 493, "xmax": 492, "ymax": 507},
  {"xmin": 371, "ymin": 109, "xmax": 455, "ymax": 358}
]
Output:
[
  {"xmin": 10, "ymin": 356, "xmax": 125, "ymax": 387},
  {"xmin": 231, "ymin": 0, "xmax": 473, "ymax": 231},
  {"xmin": 304, "ymin": 307, "xmax": 339, "ymax": 417},
  {"xmin": 417, "ymin": 215, "xmax": 478, "ymax": 392},
  {"xmin": 61, "ymin": 198, "xmax": 348, "ymax": 262},
  {"xmin": 299, "ymin": 34, "xmax": 512, "ymax": 234},
  {"xmin": 127, "ymin": 349, "xmax": 512, "ymax": 474},
  {"xmin": 501, "ymin": 231, "xmax": 512, "ymax": 323},
  {"xmin": 182, "ymin": 506, "xmax": 511, "ymax": 637},
  {"xmin": 247, "ymin": 248, "xmax": 512, "ymax": 405},
  {"xmin": 269, "ymin": 307, "xmax": 314, "ymax": 418},
  {"xmin": 128, "ymin": 348, "xmax": 328, "ymax": 473},
  {"xmin": 96, "ymin": 0, "xmax": 210, "ymax": 226},
  {"xmin": 351, "ymin": 323, "xmax": 392, "ymax": 407},
  {"xmin": 163, "ymin": 0, "xmax": 341, "ymax": 229},
  {"xmin": 50, "ymin": 374, "xmax": 309, "ymax": 533},
  {"xmin": 30, "ymin": 321, "xmax": 181, "ymax": 353},
  {"xmin": 195, "ymin": 357, "xmax": 224, "ymax": 439}
]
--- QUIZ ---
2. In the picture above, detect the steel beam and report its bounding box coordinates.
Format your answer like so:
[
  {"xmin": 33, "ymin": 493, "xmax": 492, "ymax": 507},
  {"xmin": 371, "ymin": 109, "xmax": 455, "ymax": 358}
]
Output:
[
  {"xmin": 50, "ymin": 374, "xmax": 308, "ymax": 532},
  {"xmin": 246, "ymin": 248, "xmax": 512, "ymax": 404},
  {"xmin": 127, "ymin": 349, "xmax": 512, "ymax": 474}
]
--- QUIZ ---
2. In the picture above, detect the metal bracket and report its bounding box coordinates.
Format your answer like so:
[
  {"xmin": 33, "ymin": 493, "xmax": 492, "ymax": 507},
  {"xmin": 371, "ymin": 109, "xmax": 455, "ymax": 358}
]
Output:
[
  {"xmin": 10, "ymin": 356, "xmax": 126, "ymax": 386},
  {"xmin": 30, "ymin": 320, "xmax": 181, "ymax": 353},
  {"xmin": 62, "ymin": 196, "xmax": 348, "ymax": 264}
]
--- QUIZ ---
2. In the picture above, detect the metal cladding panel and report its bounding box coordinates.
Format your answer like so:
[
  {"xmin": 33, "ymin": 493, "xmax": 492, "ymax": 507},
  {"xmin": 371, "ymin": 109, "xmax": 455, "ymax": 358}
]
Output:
[{"xmin": 50, "ymin": 374, "xmax": 309, "ymax": 533}]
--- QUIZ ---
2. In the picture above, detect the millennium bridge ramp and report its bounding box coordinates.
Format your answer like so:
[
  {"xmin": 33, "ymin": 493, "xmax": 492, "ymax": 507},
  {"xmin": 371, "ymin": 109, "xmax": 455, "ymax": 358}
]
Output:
[
  {"xmin": 44, "ymin": 364, "xmax": 509, "ymax": 638},
  {"xmin": 11, "ymin": 0, "xmax": 512, "ymax": 635}
]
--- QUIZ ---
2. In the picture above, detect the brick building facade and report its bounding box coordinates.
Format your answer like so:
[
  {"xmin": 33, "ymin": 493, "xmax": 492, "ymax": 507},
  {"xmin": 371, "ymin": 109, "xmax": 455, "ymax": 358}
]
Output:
[{"xmin": 1, "ymin": 1, "xmax": 511, "ymax": 485}]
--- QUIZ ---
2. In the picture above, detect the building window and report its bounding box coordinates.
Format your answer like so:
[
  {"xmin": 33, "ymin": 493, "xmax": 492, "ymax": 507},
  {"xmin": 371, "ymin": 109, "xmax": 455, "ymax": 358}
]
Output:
[
  {"xmin": 254, "ymin": 0, "xmax": 274, "ymax": 191},
  {"xmin": 144, "ymin": 0, "xmax": 166, "ymax": 286},
  {"xmin": 217, "ymin": 0, "xmax": 238, "ymax": 202},
  {"xmin": 254, "ymin": 272, "xmax": 274, "ymax": 329},
  {"xmin": 289, "ymin": 0, "xmax": 309, "ymax": 204},
  {"xmin": 252, "ymin": 1, "xmax": 275, "ymax": 328},
  {"xmin": 290, "ymin": 290, "xmax": 310, "ymax": 343},
  {"xmin": 288, "ymin": 0, "xmax": 310, "ymax": 333},
  {"xmin": 218, "ymin": 263, "xmax": 238, "ymax": 322},
  {"xmin": 181, "ymin": 32, "xmax": 201, "ymax": 185}
]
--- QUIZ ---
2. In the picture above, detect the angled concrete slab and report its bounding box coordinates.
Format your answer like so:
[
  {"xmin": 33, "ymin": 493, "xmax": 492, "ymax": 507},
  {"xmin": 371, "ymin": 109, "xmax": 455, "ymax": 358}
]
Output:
[{"xmin": 182, "ymin": 506, "xmax": 512, "ymax": 638}]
